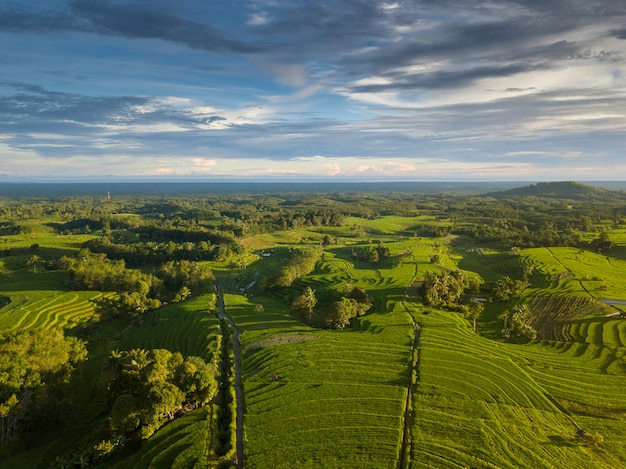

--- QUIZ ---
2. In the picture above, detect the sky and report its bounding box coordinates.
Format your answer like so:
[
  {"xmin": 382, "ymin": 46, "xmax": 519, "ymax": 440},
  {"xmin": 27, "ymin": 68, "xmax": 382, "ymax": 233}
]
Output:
[{"xmin": 1, "ymin": 0, "xmax": 626, "ymax": 182}]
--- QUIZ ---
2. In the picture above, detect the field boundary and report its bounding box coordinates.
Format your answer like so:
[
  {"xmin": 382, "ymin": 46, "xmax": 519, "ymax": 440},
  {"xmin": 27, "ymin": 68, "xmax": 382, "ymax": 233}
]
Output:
[{"xmin": 218, "ymin": 288, "xmax": 245, "ymax": 468}]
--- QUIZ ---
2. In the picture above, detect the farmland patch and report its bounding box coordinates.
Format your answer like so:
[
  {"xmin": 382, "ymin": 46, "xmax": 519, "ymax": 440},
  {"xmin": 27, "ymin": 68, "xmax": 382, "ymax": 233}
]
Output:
[{"xmin": 528, "ymin": 296, "xmax": 616, "ymax": 341}]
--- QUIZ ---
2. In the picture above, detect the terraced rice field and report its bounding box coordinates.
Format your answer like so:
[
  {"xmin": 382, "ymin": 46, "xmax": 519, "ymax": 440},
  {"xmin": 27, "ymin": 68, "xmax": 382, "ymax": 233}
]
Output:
[
  {"xmin": 0, "ymin": 283, "xmax": 103, "ymax": 331},
  {"xmin": 106, "ymin": 407, "xmax": 211, "ymax": 469},
  {"xmin": 231, "ymin": 294, "xmax": 414, "ymax": 468},
  {"xmin": 121, "ymin": 294, "xmax": 220, "ymax": 359},
  {"xmin": 411, "ymin": 306, "xmax": 626, "ymax": 468},
  {"xmin": 456, "ymin": 249, "xmax": 525, "ymax": 284},
  {"xmin": 527, "ymin": 296, "xmax": 615, "ymax": 341},
  {"xmin": 522, "ymin": 247, "xmax": 626, "ymax": 300},
  {"xmin": 241, "ymin": 230, "xmax": 319, "ymax": 251}
]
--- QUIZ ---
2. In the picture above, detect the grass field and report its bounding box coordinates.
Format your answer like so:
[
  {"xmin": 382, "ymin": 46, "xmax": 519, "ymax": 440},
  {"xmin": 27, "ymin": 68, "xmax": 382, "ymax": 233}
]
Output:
[
  {"xmin": 104, "ymin": 407, "xmax": 211, "ymax": 469},
  {"xmin": 0, "ymin": 269, "xmax": 104, "ymax": 331},
  {"xmin": 121, "ymin": 294, "xmax": 220, "ymax": 359},
  {"xmin": 1, "ymin": 213, "xmax": 626, "ymax": 468},
  {"xmin": 232, "ymin": 294, "xmax": 414, "ymax": 468},
  {"xmin": 230, "ymin": 220, "xmax": 626, "ymax": 468},
  {"xmin": 522, "ymin": 247, "xmax": 626, "ymax": 300},
  {"xmin": 410, "ymin": 305, "xmax": 626, "ymax": 468}
]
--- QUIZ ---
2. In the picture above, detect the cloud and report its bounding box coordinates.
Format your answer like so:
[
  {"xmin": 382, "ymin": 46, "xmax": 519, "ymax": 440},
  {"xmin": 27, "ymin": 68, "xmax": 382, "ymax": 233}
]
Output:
[
  {"xmin": 612, "ymin": 25, "xmax": 626, "ymax": 39},
  {"xmin": 1, "ymin": 1, "xmax": 626, "ymax": 180},
  {"xmin": 0, "ymin": 1, "xmax": 261, "ymax": 54}
]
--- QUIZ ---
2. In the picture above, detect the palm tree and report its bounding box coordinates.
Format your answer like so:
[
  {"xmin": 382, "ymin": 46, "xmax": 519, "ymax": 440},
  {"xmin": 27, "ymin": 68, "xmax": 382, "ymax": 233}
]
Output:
[
  {"xmin": 26, "ymin": 254, "xmax": 40, "ymax": 273},
  {"xmin": 498, "ymin": 310, "xmax": 511, "ymax": 332},
  {"xmin": 466, "ymin": 301, "xmax": 484, "ymax": 332}
]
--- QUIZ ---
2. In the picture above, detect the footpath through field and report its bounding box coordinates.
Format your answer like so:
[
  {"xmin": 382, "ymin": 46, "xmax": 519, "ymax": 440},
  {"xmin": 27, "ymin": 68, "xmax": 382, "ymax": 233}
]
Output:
[{"xmin": 398, "ymin": 258, "xmax": 421, "ymax": 469}]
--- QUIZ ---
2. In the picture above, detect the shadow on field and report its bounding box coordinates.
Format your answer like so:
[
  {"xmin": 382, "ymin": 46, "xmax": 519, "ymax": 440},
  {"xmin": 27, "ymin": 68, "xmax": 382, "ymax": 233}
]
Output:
[{"xmin": 0, "ymin": 270, "xmax": 67, "ymax": 292}]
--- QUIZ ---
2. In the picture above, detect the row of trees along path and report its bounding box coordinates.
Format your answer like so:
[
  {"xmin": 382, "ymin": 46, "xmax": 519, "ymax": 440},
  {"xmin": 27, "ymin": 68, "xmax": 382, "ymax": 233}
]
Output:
[
  {"xmin": 398, "ymin": 258, "xmax": 421, "ymax": 469},
  {"xmin": 217, "ymin": 287, "xmax": 245, "ymax": 469}
]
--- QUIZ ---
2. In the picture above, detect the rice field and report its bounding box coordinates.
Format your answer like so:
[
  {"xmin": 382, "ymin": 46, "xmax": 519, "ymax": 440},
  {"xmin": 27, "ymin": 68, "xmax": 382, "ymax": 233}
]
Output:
[
  {"xmin": 104, "ymin": 407, "xmax": 211, "ymax": 469},
  {"xmin": 121, "ymin": 293, "xmax": 220, "ymax": 360},
  {"xmin": 226, "ymin": 292, "xmax": 414, "ymax": 468},
  {"xmin": 0, "ymin": 271, "xmax": 103, "ymax": 331},
  {"xmin": 2, "ymin": 214, "xmax": 626, "ymax": 468},
  {"xmin": 343, "ymin": 215, "xmax": 444, "ymax": 235},
  {"xmin": 522, "ymin": 247, "xmax": 626, "ymax": 300},
  {"xmin": 410, "ymin": 306, "xmax": 626, "ymax": 468},
  {"xmin": 527, "ymin": 296, "xmax": 616, "ymax": 341}
]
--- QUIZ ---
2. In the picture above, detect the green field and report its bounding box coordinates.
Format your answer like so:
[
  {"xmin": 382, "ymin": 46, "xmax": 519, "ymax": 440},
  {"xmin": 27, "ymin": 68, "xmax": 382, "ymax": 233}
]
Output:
[
  {"xmin": 1, "ymin": 190, "xmax": 626, "ymax": 468},
  {"xmin": 411, "ymin": 306, "xmax": 625, "ymax": 468},
  {"xmin": 234, "ymin": 294, "xmax": 413, "ymax": 468}
]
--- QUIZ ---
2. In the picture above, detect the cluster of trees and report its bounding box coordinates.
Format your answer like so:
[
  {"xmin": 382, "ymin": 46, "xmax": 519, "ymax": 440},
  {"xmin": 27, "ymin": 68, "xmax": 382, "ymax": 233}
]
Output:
[
  {"xmin": 463, "ymin": 222, "xmax": 583, "ymax": 248},
  {"xmin": 60, "ymin": 249, "xmax": 214, "ymax": 323},
  {"xmin": 325, "ymin": 287, "xmax": 374, "ymax": 329},
  {"xmin": 107, "ymin": 348, "xmax": 217, "ymax": 440},
  {"xmin": 272, "ymin": 248, "xmax": 321, "ymax": 287},
  {"xmin": 499, "ymin": 305, "xmax": 537, "ymax": 340},
  {"xmin": 0, "ymin": 329, "xmax": 87, "ymax": 446},
  {"xmin": 218, "ymin": 208, "xmax": 344, "ymax": 236},
  {"xmin": 0, "ymin": 221, "xmax": 39, "ymax": 236},
  {"xmin": 490, "ymin": 276, "xmax": 528, "ymax": 303},
  {"xmin": 290, "ymin": 285, "xmax": 374, "ymax": 329},
  {"xmin": 291, "ymin": 286, "xmax": 317, "ymax": 324},
  {"xmin": 351, "ymin": 242, "xmax": 391, "ymax": 264},
  {"xmin": 422, "ymin": 270, "xmax": 472, "ymax": 307},
  {"xmin": 590, "ymin": 231, "xmax": 615, "ymax": 253},
  {"xmin": 60, "ymin": 249, "xmax": 152, "ymax": 293},
  {"xmin": 85, "ymin": 231, "xmax": 240, "ymax": 265},
  {"xmin": 421, "ymin": 270, "xmax": 486, "ymax": 331},
  {"xmin": 158, "ymin": 260, "xmax": 215, "ymax": 300}
]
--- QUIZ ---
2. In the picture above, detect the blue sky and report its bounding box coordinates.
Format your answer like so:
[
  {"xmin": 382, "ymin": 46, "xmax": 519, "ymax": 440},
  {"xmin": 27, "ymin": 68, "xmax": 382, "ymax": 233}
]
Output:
[{"xmin": 1, "ymin": 0, "xmax": 625, "ymax": 181}]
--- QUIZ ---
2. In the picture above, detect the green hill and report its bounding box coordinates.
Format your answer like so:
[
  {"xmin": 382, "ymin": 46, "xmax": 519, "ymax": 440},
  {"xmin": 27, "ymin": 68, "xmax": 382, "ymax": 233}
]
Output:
[{"xmin": 485, "ymin": 181, "xmax": 625, "ymax": 201}]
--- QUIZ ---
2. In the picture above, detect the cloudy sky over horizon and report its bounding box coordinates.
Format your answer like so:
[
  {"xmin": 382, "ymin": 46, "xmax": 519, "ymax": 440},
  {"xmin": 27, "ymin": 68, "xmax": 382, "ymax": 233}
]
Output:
[{"xmin": 1, "ymin": 0, "xmax": 626, "ymax": 181}]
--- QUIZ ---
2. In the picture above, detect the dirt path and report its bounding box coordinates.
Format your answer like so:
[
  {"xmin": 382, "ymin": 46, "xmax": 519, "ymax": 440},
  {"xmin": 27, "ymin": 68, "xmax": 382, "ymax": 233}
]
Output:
[
  {"xmin": 397, "ymin": 259, "xmax": 420, "ymax": 469},
  {"xmin": 398, "ymin": 315, "xmax": 420, "ymax": 469},
  {"xmin": 217, "ymin": 289, "xmax": 245, "ymax": 469}
]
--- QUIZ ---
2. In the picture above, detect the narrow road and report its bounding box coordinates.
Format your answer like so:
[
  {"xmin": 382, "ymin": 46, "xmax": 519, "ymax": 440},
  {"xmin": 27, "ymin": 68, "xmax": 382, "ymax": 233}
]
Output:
[
  {"xmin": 398, "ymin": 316, "xmax": 420, "ymax": 469},
  {"xmin": 398, "ymin": 258, "xmax": 420, "ymax": 469},
  {"xmin": 217, "ymin": 289, "xmax": 245, "ymax": 469}
]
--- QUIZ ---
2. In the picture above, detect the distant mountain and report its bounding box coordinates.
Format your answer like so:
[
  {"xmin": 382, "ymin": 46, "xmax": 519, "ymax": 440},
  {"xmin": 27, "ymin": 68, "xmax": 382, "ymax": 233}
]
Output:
[{"xmin": 484, "ymin": 181, "xmax": 626, "ymax": 201}]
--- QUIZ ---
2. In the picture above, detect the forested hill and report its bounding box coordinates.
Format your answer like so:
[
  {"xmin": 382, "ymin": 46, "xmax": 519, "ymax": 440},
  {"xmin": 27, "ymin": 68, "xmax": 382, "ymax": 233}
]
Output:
[{"xmin": 485, "ymin": 181, "xmax": 626, "ymax": 201}]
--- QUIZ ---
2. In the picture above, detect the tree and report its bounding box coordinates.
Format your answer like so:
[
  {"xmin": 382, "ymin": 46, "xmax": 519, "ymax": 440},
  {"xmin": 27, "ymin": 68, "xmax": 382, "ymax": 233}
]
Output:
[
  {"xmin": 291, "ymin": 287, "xmax": 317, "ymax": 324},
  {"xmin": 26, "ymin": 254, "xmax": 40, "ymax": 273},
  {"xmin": 502, "ymin": 304, "xmax": 537, "ymax": 340},
  {"xmin": 110, "ymin": 394, "xmax": 141, "ymax": 434},
  {"xmin": 0, "ymin": 329, "xmax": 87, "ymax": 445},
  {"xmin": 491, "ymin": 276, "xmax": 528, "ymax": 303},
  {"xmin": 422, "ymin": 270, "xmax": 469, "ymax": 307},
  {"xmin": 346, "ymin": 286, "xmax": 373, "ymax": 316},
  {"xmin": 174, "ymin": 356, "xmax": 217, "ymax": 407},
  {"xmin": 498, "ymin": 310, "xmax": 510, "ymax": 332},
  {"xmin": 107, "ymin": 348, "xmax": 217, "ymax": 440},
  {"xmin": 173, "ymin": 286, "xmax": 192, "ymax": 302},
  {"xmin": 273, "ymin": 249, "xmax": 320, "ymax": 287},
  {"xmin": 96, "ymin": 292, "xmax": 161, "ymax": 324},
  {"xmin": 465, "ymin": 300, "xmax": 484, "ymax": 332},
  {"xmin": 325, "ymin": 297, "xmax": 358, "ymax": 329},
  {"xmin": 593, "ymin": 231, "xmax": 615, "ymax": 253}
]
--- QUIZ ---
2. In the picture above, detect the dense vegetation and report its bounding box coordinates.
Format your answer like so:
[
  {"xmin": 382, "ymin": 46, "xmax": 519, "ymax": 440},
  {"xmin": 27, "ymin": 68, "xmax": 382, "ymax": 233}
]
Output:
[{"xmin": 0, "ymin": 181, "xmax": 625, "ymax": 468}]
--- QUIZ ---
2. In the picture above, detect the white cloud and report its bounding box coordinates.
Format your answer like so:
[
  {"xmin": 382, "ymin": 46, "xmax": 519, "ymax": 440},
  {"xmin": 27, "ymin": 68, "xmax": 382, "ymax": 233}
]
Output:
[{"xmin": 247, "ymin": 13, "xmax": 270, "ymax": 26}]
